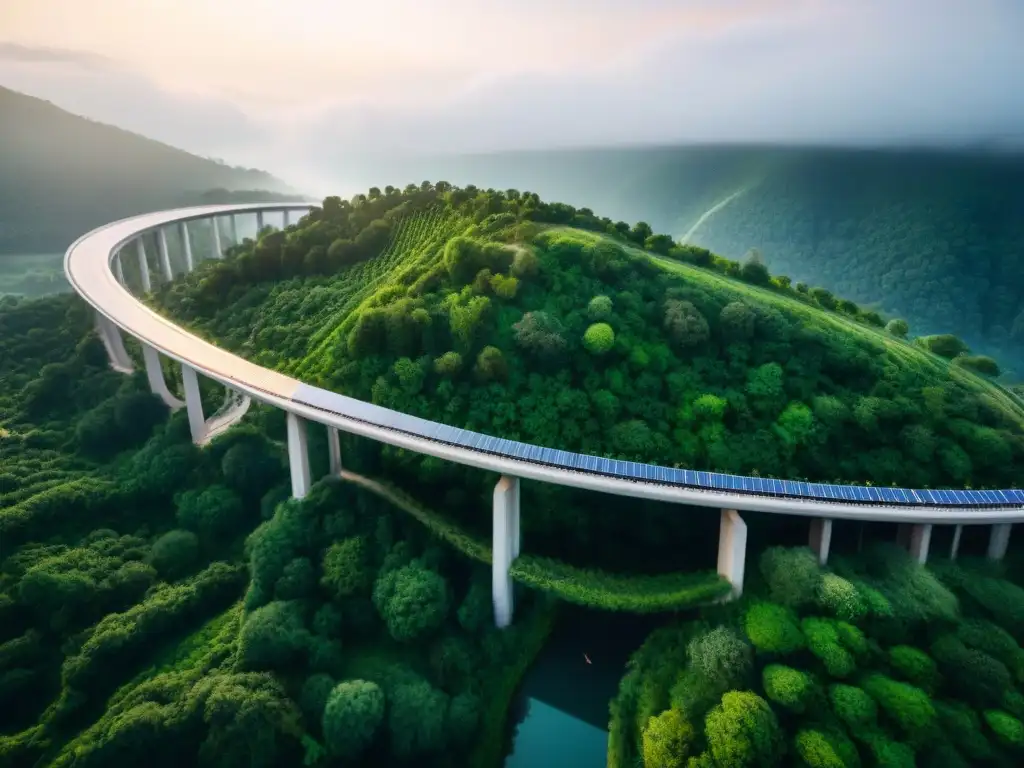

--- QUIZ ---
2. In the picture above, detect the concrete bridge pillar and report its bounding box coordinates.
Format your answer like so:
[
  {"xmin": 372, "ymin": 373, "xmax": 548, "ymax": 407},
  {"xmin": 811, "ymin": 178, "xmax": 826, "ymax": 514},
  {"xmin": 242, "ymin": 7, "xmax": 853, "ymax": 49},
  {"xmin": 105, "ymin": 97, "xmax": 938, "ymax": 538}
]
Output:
[
  {"xmin": 256, "ymin": 210, "xmax": 265, "ymax": 233},
  {"xmin": 717, "ymin": 509, "xmax": 747, "ymax": 599},
  {"xmin": 897, "ymin": 523, "xmax": 932, "ymax": 564},
  {"xmin": 141, "ymin": 343, "xmax": 184, "ymax": 409},
  {"xmin": 286, "ymin": 412, "xmax": 312, "ymax": 499},
  {"xmin": 950, "ymin": 524, "xmax": 963, "ymax": 560},
  {"xmin": 180, "ymin": 363, "xmax": 207, "ymax": 444},
  {"xmin": 95, "ymin": 313, "xmax": 133, "ymax": 373},
  {"xmin": 136, "ymin": 238, "xmax": 151, "ymax": 293},
  {"xmin": 230, "ymin": 215, "xmax": 240, "ymax": 245},
  {"xmin": 180, "ymin": 222, "xmax": 194, "ymax": 272},
  {"xmin": 809, "ymin": 519, "xmax": 833, "ymax": 565},
  {"xmin": 327, "ymin": 426, "xmax": 343, "ymax": 475},
  {"xmin": 283, "ymin": 209, "xmax": 291, "ymax": 227},
  {"xmin": 157, "ymin": 228, "xmax": 173, "ymax": 282},
  {"xmin": 493, "ymin": 475, "xmax": 521, "ymax": 628},
  {"xmin": 988, "ymin": 524, "xmax": 1013, "ymax": 560},
  {"xmin": 113, "ymin": 250, "xmax": 126, "ymax": 284},
  {"xmin": 211, "ymin": 216, "xmax": 223, "ymax": 259}
]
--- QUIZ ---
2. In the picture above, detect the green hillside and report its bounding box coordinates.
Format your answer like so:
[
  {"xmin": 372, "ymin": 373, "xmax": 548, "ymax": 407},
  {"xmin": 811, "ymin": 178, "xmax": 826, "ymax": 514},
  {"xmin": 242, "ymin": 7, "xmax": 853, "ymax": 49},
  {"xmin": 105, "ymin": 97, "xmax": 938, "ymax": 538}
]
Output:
[
  {"xmin": 339, "ymin": 145, "xmax": 1024, "ymax": 376},
  {"xmin": 155, "ymin": 184, "xmax": 1024, "ymax": 499},
  {"xmin": 0, "ymin": 86, "xmax": 298, "ymax": 255}
]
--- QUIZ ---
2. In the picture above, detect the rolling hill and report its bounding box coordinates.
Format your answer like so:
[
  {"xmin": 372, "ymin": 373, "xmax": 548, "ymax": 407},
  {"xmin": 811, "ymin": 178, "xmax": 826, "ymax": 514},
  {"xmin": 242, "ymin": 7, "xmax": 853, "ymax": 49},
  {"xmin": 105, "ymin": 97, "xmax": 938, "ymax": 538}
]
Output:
[
  {"xmin": 333, "ymin": 145, "xmax": 1024, "ymax": 375},
  {"xmin": 0, "ymin": 86, "xmax": 296, "ymax": 254}
]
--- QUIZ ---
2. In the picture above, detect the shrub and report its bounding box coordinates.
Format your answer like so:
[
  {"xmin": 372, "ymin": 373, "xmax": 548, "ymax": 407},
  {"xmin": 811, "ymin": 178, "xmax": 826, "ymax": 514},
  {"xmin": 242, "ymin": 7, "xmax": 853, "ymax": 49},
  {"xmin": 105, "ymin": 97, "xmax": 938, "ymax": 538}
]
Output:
[
  {"xmin": 983, "ymin": 710, "xmax": 1024, "ymax": 751},
  {"xmin": 762, "ymin": 665, "xmax": 815, "ymax": 713},
  {"xmin": 935, "ymin": 700, "xmax": 994, "ymax": 762},
  {"xmin": 861, "ymin": 734, "xmax": 915, "ymax": 768},
  {"xmin": 175, "ymin": 484, "xmax": 245, "ymax": 542},
  {"xmin": 322, "ymin": 680, "xmax": 385, "ymax": 758},
  {"xmin": 954, "ymin": 354, "xmax": 1000, "ymax": 377},
  {"xmin": 583, "ymin": 323, "xmax": 615, "ymax": 355},
  {"xmin": 760, "ymin": 547, "xmax": 820, "ymax": 609},
  {"xmin": 802, "ymin": 618, "xmax": 856, "ymax": 678},
  {"xmin": 642, "ymin": 707, "xmax": 696, "ymax": 767},
  {"xmin": 853, "ymin": 581, "xmax": 893, "ymax": 619},
  {"xmin": 793, "ymin": 730, "xmax": 850, "ymax": 768},
  {"xmin": 888, "ymin": 645, "xmax": 939, "ymax": 692},
  {"xmin": 670, "ymin": 669, "xmax": 725, "ymax": 723},
  {"xmin": 833, "ymin": 622, "xmax": 867, "ymax": 657},
  {"xmin": 372, "ymin": 564, "xmax": 449, "ymax": 643},
  {"xmin": 817, "ymin": 574, "xmax": 867, "ymax": 623},
  {"xmin": 828, "ymin": 684, "xmax": 877, "ymax": 731},
  {"xmin": 719, "ymin": 301, "xmax": 756, "ymax": 341},
  {"xmin": 918, "ymin": 333, "xmax": 969, "ymax": 358},
  {"xmin": 238, "ymin": 600, "xmax": 311, "ymax": 671},
  {"xmin": 432, "ymin": 351, "xmax": 462, "ymax": 376},
  {"xmin": 931, "ymin": 634, "xmax": 1011, "ymax": 708},
  {"xmin": 861, "ymin": 673, "xmax": 936, "ymax": 744},
  {"xmin": 588, "ymin": 294, "xmax": 613, "ymax": 320},
  {"xmin": 147, "ymin": 529, "xmax": 199, "ymax": 580},
  {"xmin": 954, "ymin": 618, "xmax": 1023, "ymax": 674},
  {"xmin": 705, "ymin": 691, "xmax": 785, "ymax": 768},
  {"xmin": 321, "ymin": 536, "xmax": 371, "ymax": 599},
  {"xmin": 957, "ymin": 574, "xmax": 1024, "ymax": 638},
  {"xmin": 885, "ymin": 318, "xmax": 909, "ymax": 338},
  {"xmin": 743, "ymin": 602, "xmax": 805, "ymax": 655},
  {"xmin": 687, "ymin": 627, "xmax": 752, "ymax": 688}
]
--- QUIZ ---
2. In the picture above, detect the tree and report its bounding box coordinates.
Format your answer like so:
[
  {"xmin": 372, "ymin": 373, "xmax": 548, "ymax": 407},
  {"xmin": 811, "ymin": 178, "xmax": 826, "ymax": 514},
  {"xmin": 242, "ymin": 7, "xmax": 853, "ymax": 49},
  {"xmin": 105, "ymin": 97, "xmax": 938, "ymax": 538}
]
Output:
[
  {"xmin": 588, "ymin": 295, "xmax": 613, "ymax": 320},
  {"xmin": 918, "ymin": 333, "xmax": 969, "ymax": 358},
  {"xmin": 238, "ymin": 600, "xmax": 311, "ymax": 671},
  {"xmin": 664, "ymin": 300, "xmax": 709, "ymax": 348},
  {"xmin": 433, "ymin": 351, "xmax": 463, "ymax": 377},
  {"xmin": 583, "ymin": 323, "xmax": 615, "ymax": 355},
  {"xmin": 740, "ymin": 250, "xmax": 771, "ymax": 286},
  {"xmin": 373, "ymin": 564, "xmax": 449, "ymax": 643},
  {"xmin": 175, "ymin": 484, "xmax": 245, "ymax": 541},
  {"xmin": 705, "ymin": 691, "xmax": 785, "ymax": 768},
  {"xmin": 474, "ymin": 346, "xmax": 507, "ymax": 381},
  {"xmin": 687, "ymin": 627, "xmax": 752, "ymax": 688},
  {"xmin": 321, "ymin": 536, "xmax": 370, "ymax": 599},
  {"xmin": 643, "ymin": 708, "xmax": 696, "ymax": 767},
  {"xmin": 322, "ymin": 680, "xmax": 385, "ymax": 758},
  {"xmin": 513, "ymin": 311, "xmax": 568, "ymax": 360},
  {"xmin": 645, "ymin": 233, "xmax": 675, "ymax": 255},
  {"xmin": 148, "ymin": 529, "xmax": 199, "ymax": 580},
  {"xmin": 720, "ymin": 301, "xmax": 756, "ymax": 340},
  {"xmin": 886, "ymin": 318, "xmax": 909, "ymax": 338}
]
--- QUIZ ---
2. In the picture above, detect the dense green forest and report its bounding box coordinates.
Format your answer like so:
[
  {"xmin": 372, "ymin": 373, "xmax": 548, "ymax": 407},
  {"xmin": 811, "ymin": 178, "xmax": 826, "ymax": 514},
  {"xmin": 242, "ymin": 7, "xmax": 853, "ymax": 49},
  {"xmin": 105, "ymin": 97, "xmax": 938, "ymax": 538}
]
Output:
[
  {"xmin": 4, "ymin": 179, "xmax": 1024, "ymax": 767},
  {"xmin": 337, "ymin": 145, "xmax": 1024, "ymax": 374},
  {"xmin": 0, "ymin": 86, "xmax": 296, "ymax": 255},
  {"xmin": 609, "ymin": 543, "xmax": 1024, "ymax": 768}
]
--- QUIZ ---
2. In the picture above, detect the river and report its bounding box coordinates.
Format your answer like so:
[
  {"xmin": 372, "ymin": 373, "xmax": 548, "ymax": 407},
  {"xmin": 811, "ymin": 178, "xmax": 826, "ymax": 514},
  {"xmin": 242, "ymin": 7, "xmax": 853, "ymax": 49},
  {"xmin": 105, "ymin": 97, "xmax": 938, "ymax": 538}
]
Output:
[{"xmin": 503, "ymin": 605, "xmax": 662, "ymax": 768}]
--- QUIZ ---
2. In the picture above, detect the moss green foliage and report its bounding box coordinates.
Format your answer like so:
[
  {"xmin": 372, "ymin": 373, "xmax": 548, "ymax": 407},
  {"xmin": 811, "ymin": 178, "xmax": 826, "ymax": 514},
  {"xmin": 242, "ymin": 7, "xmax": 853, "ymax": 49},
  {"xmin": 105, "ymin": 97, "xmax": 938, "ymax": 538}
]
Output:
[
  {"xmin": 760, "ymin": 547, "xmax": 821, "ymax": 609},
  {"xmin": 762, "ymin": 665, "xmax": 815, "ymax": 712},
  {"xmin": 861, "ymin": 673, "xmax": 937, "ymax": 744},
  {"xmin": 816, "ymin": 573, "xmax": 867, "ymax": 623},
  {"xmin": 743, "ymin": 602, "xmax": 805, "ymax": 655},
  {"xmin": 828, "ymin": 684, "xmax": 878, "ymax": 731},
  {"xmin": 583, "ymin": 321, "xmax": 615, "ymax": 354},
  {"xmin": 687, "ymin": 627, "xmax": 753, "ymax": 689},
  {"xmin": 888, "ymin": 645, "xmax": 939, "ymax": 693},
  {"xmin": 321, "ymin": 679, "xmax": 385, "ymax": 758},
  {"xmin": 704, "ymin": 691, "xmax": 785, "ymax": 767},
  {"xmin": 793, "ymin": 729, "xmax": 854, "ymax": 768},
  {"xmin": 642, "ymin": 707, "xmax": 696, "ymax": 767},
  {"xmin": 983, "ymin": 710, "xmax": 1024, "ymax": 751},
  {"xmin": 803, "ymin": 618, "xmax": 856, "ymax": 678}
]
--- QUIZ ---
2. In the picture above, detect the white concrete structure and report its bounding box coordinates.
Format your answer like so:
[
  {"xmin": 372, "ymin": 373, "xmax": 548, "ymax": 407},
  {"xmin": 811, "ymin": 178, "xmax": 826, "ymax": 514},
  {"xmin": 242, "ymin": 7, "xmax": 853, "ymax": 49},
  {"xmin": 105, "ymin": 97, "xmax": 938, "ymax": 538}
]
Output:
[
  {"xmin": 717, "ymin": 509, "xmax": 747, "ymax": 597},
  {"xmin": 908, "ymin": 524, "xmax": 932, "ymax": 564},
  {"xmin": 157, "ymin": 228, "xmax": 172, "ymax": 282},
  {"xmin": 327, "ymin": 426, "xmax": 343, "ymax": 475},
  {"xmin": 136, "ymin": 239, "xmax": 151, "ymax": 293},
  {"xmin": 492, "ymin": 475, "xmax": 521, "ymax": 628},
  {"xmin": 142, "ymin": 342, "xmax": 185, "ymax": 409},
  {"xmin": 65, "ymin": 203, "xmax": 1024, "ymax": 628},
  {"xmin": 809, "ymin": 518, "xmax": 833, "ymax": 565},
  {"xmin": 950, "ymin": 524, "xmax": 963, "ymax": 559}
]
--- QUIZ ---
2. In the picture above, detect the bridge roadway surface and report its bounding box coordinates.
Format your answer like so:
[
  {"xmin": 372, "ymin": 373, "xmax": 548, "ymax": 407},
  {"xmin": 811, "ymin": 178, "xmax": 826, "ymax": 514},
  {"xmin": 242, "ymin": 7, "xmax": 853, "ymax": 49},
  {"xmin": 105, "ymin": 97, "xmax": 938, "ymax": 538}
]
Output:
[{"xmin": 64, "ymin": 203, "xmax": 1024, "ymax": 526}]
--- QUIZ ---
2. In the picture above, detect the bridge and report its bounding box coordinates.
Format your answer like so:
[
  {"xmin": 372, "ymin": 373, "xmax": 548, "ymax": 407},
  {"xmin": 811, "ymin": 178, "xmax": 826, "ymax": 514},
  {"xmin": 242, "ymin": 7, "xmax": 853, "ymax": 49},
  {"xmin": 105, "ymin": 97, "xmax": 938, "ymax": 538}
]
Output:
[{"xmin": 65, "ymin": 203, "xmax": 1024, "ymax": 627}]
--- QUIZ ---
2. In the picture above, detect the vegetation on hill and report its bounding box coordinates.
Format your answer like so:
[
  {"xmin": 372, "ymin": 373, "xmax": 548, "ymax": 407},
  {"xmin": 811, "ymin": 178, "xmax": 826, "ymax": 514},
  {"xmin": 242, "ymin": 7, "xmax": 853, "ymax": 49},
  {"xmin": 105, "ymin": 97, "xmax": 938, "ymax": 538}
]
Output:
[
  {"xmin": 609, "ymin": 543, "xmax": 1024, "ymax": 768},
  {"xmin": 0, "ymin": 86, "xmax": 295, "ymax": 254},
  {"xmin": 154, "ymin": 183, "xmax": 1024, "ymax": 504},
  {"xmin": 340, "ymin": 145, "xmax": 1024, "ymax": 375}
]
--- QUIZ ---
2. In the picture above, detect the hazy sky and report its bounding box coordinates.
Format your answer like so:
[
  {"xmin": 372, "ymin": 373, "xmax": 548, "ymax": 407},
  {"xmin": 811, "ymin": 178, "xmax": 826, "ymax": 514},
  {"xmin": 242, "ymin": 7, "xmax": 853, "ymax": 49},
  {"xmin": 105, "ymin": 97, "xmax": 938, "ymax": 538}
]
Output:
[{"xmin": 2, "ymin": 0, "xmax": 1023, "ymax": 191}]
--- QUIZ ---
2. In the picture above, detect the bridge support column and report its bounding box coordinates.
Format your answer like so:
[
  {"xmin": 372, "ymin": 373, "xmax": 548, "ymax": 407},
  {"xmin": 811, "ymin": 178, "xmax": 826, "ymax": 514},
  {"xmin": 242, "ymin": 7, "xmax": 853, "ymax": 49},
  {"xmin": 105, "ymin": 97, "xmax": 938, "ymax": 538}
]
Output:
[
  {"xmin": 180, "ymin": 363, "xmax": 207, "ymax": 444},
  {"xmin": 230, "ymin": 215, "xmax": 240, "ymax": 244},
  {"xmin": 493, "ymin": 475, "xmax": 521, "ymax": 628},
  {"xmin": 180, "ymin": 222, "xmax": 194, "ymax": 272},
  {"xmin": 211, "ymin": 217, "xmax": 223, "ymax": 258},
  {"xmin": 283, "ymin": 209, "xmax": 291, "ymax": 227},
  {"xmin": 988, "ymin": 524, "xmax": 1013, "ymax": 561},
  {"xmin": 286, "ymin": 412, "xmax": 312, "ymax": 499},
  {"xmin": 141, "ymin": 343, "xmax": 184, "ymax": 409},
  {"xmin": 136, "ymin": 239, "xmax": 151, "ymax": 293},
  {"xmin": 95, "ymin": 313, "xmax": 133, "ymax": 372},
  {"xmin": 950, "ymin": 524, "xmax": 963, "ymax": 560},
  {"xmin": 717, "ymin": 509, "xmax": 747, "ymax": 599},
  {"xmin": 327, "ymin": 426, "xmax": 343, "ymax": 475},
  {"xmin": 256, "ymin": 210, "xmax": 265, "ymax": 233},
  {"xmin": 157, "ymin": 228, "xmax": 173, "ymax": 281},
  {"xmin": 809, "ymin": 519, "xmax": 832, "ymax": 565},
  {"xmin": 908, "ymin": 524, "xmax": 932, "ymax": 564},
  {"xmin": 113, "ymin": 251, "xmax": 126, "ymax": 284}
]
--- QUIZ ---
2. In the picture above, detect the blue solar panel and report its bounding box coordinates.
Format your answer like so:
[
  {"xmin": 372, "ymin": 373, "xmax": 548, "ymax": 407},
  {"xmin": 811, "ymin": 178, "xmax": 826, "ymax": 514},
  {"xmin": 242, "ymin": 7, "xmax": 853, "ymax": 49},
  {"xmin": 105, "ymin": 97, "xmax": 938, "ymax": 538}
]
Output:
[{"xmin": 781, "ymin": 480, "xmax": 799, "ymax": 497}]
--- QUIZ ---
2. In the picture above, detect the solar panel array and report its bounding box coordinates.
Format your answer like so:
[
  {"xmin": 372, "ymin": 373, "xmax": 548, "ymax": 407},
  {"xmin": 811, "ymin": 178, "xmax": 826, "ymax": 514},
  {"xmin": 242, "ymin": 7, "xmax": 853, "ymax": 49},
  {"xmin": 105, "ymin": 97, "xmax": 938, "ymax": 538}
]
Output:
[{"xmin": 294, "ymin": 384, "xmax": 1024, "ymax": 508}]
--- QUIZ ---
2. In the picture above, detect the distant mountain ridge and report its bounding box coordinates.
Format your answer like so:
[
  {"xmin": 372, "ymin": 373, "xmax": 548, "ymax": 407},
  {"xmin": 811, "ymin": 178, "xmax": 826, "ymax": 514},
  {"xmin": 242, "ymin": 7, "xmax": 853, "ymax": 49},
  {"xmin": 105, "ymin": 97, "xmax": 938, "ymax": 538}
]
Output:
[{"xmin": 0, "ymin": 86, "xmax": 295, "ymax": 253}]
